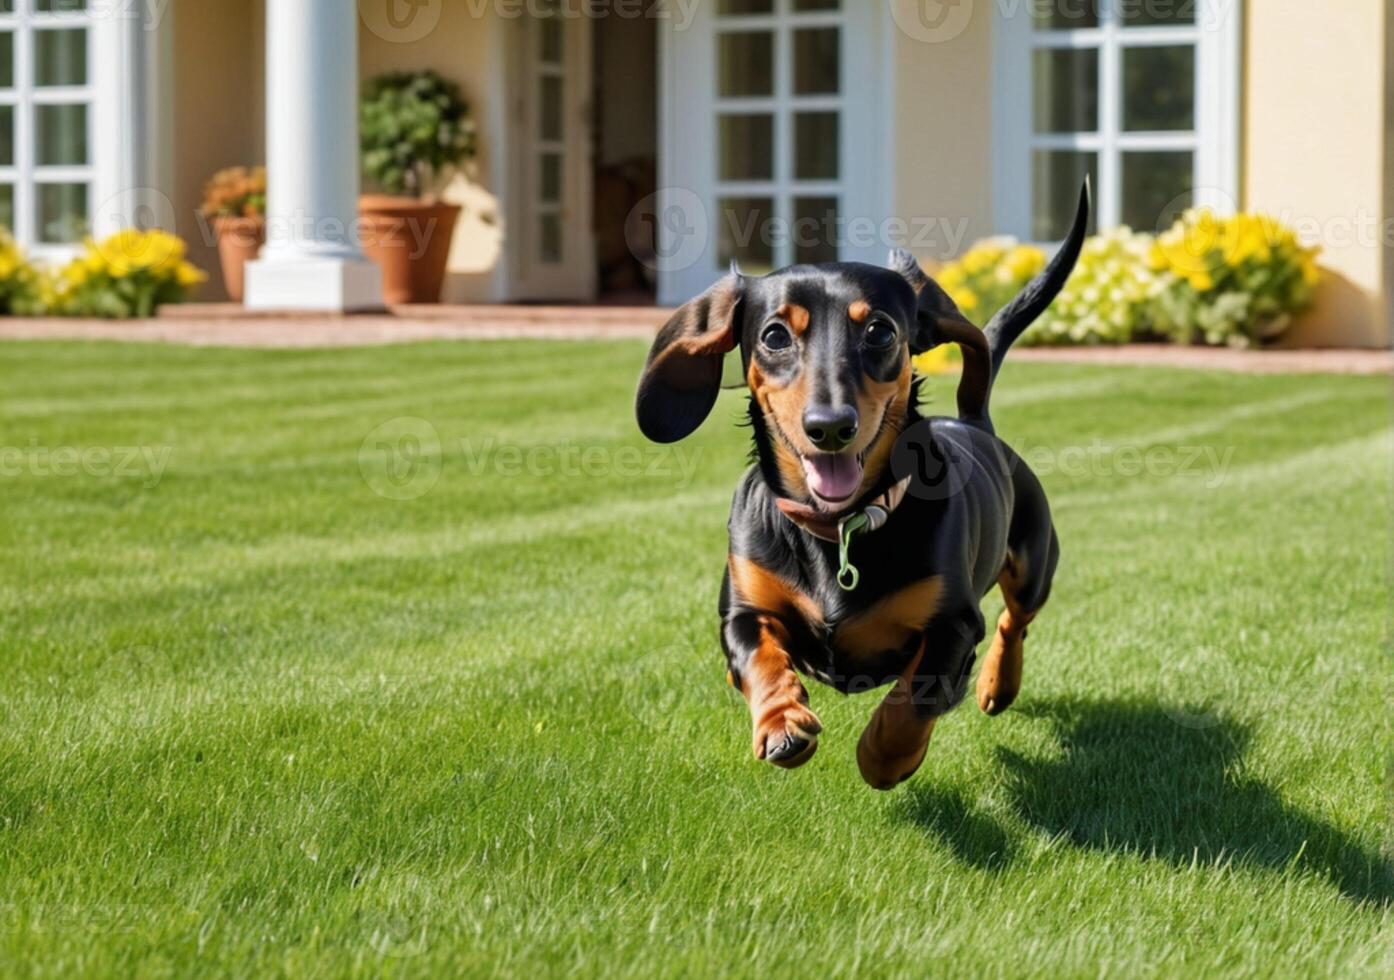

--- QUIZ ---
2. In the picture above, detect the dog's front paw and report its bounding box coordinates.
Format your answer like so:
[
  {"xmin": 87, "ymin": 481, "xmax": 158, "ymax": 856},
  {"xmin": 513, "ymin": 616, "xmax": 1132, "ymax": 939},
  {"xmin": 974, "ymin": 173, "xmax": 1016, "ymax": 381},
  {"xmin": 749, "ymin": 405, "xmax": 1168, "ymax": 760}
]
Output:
[{"xmin": 752, "ymin": 699, "xmax": 822, "ymax": 769}]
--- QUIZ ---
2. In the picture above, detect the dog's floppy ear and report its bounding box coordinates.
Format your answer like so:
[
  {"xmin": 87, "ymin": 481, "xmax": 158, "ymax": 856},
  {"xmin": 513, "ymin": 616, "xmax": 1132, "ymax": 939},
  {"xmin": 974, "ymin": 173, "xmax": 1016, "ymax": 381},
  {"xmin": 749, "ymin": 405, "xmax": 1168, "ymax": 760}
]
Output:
[
  {"xmin": 888, "ymin": 248, "xmax": 979, "ymax": 355},
  {"xmin": 635, "ymin": 274, "xmax": 744, "ymax": 444}
]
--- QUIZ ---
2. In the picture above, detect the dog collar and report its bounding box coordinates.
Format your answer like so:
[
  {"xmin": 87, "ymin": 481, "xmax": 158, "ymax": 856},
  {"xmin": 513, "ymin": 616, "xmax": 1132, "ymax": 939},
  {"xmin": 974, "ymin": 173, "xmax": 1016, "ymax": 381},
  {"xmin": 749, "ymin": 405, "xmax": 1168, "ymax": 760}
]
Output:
[{"xmin": 775, "ymin": 476, "xmax": 912, "ymax": 591}]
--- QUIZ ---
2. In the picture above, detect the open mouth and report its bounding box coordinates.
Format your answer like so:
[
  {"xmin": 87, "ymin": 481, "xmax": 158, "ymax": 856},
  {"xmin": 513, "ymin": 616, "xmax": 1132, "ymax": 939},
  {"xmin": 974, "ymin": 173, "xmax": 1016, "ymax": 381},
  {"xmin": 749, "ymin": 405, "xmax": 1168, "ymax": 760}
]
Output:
[{"xmin": 801, "ymin": 451, "xmax": 865, "ymax": 510}]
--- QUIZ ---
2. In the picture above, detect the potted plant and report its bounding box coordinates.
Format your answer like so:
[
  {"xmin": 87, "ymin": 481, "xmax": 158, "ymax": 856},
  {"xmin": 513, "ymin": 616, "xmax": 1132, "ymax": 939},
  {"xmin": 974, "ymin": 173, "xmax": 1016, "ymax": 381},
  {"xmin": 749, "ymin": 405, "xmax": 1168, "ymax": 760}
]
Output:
[
  {"xmin": 359, "ymin": 70, "xmax": 478, "ymax": 304},
  {"xmin": 200, "ymin": 166, "xmax": 266, "ymax": 303}
]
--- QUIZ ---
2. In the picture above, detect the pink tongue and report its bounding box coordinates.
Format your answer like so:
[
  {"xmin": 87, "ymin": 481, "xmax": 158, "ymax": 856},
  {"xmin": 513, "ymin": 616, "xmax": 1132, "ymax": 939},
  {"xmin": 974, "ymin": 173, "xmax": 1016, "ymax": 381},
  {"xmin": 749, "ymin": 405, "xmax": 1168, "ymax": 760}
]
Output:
[{"xmin": 802, "ymin": 454, "xmax": 863, "ymax": 503}]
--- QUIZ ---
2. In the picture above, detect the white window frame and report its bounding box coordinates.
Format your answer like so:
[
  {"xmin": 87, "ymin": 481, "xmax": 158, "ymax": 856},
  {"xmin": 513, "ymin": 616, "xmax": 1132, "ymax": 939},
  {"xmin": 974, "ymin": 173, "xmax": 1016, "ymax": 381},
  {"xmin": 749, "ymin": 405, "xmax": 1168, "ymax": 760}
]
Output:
[
  {"xmin": 0, "ymin": 1, "xmax": 120, "ymax": 261},
  {"xmin": 993, "ymin": 0, "xmax": 1242, "ymax": 242},
  {"xmin": 658, "ymin": 0, "xmax": 891, "ymax": 305}
]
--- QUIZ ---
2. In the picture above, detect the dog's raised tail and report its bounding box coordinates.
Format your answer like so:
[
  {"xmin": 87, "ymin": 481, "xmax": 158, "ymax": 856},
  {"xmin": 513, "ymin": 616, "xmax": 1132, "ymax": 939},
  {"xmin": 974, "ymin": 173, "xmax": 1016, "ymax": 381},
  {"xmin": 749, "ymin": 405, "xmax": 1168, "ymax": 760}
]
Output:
[{"xmin": 984, "ymin": 179, "xmax": 1091, "ymax": 380}]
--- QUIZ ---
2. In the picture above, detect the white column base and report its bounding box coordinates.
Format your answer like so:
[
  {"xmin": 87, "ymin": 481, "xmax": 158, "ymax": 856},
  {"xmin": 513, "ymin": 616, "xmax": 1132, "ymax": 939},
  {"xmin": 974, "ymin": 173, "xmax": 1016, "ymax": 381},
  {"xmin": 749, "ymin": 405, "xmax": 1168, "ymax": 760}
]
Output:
[{"xmin": 244, "ymin": 257, "xmax": 385, "ymax": 313}]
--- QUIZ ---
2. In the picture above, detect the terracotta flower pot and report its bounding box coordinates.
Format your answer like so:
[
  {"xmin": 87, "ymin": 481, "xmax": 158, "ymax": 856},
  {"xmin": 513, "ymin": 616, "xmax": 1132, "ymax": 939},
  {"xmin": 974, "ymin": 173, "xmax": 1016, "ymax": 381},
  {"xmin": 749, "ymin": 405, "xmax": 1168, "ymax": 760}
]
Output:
[
  {"xmin": 212, "ymin": 215, "xmax": 265, "ymax": 303},
  {"xmin": 358, "ymin": 195, "xmax": 462, "ymax": 305}
]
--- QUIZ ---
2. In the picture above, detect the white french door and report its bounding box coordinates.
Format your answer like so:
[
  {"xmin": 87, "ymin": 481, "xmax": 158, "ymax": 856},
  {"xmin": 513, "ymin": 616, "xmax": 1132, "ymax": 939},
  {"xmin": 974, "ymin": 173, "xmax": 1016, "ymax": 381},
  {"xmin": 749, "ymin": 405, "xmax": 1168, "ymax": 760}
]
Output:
[
  {"xmin": 659, "ymin": 0, "xmax": 889, "ymax": 305},
  {"xmin": 993, "ymin": 0, "xmax": 1240, "ymax": 242},
  {"xmin": 509, "ymin": 2, "xmax": 595, "ymax": 301}
]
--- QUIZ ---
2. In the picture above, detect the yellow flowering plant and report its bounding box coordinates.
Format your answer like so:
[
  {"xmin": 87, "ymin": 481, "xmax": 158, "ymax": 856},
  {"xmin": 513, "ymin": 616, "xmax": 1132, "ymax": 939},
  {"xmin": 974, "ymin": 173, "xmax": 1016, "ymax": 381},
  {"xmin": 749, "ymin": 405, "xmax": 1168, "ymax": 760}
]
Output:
[
  {"xmin": 936, "ymin": 237, "xmax": 1046, "ymax": 324},
  {"xmin": 913, "ymin": 238, "xmax": 1045, "ymax": 374},
  {"xmin": 1026, "ymin": 227, "xmax": 1161, "ymax": 345},
  {"xmin": 912, "ymin": 344, "xmax": 956, "ymax": 376},
  {"xmin": 51, "ymin": 229, "xmax": 206, "ymax": 318},
  {"xmin": 0, "ymin": 227, "xmax": 41, "ymax": 313},
  {"xmin": 1148, "ymin": 210, "xmax": 1321, "ymax": 347}
]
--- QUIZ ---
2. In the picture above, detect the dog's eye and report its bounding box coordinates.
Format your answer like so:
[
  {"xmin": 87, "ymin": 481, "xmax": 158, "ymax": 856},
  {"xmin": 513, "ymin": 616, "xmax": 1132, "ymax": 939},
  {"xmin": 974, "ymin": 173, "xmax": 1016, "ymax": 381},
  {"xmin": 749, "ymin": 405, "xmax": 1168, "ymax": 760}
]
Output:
[
  {"xmin": 761, "ymin": 323, "xmax": 793, "ymax": 351},
  {"xmin": 864, "ymin": 319, "xmax": 897, "ymax": 349}
]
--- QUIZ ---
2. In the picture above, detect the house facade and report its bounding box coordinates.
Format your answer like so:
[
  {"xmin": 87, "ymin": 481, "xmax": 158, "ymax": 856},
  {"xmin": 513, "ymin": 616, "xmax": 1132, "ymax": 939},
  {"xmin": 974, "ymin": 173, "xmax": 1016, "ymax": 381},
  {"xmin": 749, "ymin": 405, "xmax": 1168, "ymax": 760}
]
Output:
[{"xmin": 5, "ymin": 0, "xmax": 1390, "ymax": 345}]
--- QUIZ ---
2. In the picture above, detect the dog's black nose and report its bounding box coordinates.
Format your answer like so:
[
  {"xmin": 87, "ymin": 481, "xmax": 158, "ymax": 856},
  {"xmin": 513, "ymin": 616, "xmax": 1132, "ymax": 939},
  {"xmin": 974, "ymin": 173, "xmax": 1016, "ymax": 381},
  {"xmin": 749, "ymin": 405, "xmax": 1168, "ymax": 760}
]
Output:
[{"xmin": 802, "ymin": 405, "xmax": 859, "ymax": 452}]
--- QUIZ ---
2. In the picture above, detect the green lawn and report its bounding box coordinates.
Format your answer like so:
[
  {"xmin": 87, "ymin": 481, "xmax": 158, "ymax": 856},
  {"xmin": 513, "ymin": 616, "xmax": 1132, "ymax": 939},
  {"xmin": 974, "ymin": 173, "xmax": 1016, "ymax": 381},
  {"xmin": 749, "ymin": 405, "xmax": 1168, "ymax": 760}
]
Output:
[{"xmin": 0, "ymin": 339, "xmax": 1390, "ymax": 978}]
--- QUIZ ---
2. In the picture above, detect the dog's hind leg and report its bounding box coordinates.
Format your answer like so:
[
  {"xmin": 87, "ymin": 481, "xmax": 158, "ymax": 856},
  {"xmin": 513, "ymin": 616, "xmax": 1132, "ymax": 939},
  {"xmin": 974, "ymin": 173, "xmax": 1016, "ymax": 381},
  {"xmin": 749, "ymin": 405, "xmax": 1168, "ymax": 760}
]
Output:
[
  {"xmin": 977, "ymin": 526, "xmax": 1058, "ymax": 716},
  {"xmin": 856, "ymin": 638, "xmax": 936, "ymax": 790},
  {"xmin": 978, "ymin": 454, "xmax": 1058, "ymax": 717},
  {"xmin": 858, "ymin": 607, "xmax": 983, "ymax": 790}
]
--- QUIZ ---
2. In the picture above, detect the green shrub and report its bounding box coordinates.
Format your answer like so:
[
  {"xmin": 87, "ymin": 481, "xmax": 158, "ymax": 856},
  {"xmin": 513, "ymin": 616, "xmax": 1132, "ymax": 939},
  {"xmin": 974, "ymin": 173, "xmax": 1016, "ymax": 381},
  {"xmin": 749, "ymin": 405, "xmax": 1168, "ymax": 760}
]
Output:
[{"xmin": 361, "ymin": 70, "xmax": 478, "ymax": 197}]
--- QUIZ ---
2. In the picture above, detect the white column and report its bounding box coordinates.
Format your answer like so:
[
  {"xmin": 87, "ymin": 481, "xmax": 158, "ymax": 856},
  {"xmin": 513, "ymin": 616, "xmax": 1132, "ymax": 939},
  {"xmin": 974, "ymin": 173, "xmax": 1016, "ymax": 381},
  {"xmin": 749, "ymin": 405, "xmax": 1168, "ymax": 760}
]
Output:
[{"xmin": 244, "ymin": 0, "xmax": 383, "ymax": 311}]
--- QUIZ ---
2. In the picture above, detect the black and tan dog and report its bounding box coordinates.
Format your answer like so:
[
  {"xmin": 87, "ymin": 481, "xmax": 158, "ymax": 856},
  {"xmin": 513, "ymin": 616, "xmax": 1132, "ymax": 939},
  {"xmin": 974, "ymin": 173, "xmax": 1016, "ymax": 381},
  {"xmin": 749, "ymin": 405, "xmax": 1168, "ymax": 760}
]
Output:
[{"xmin": 635, "ymin": 185, "xmax": 1089, "ymax": 789}]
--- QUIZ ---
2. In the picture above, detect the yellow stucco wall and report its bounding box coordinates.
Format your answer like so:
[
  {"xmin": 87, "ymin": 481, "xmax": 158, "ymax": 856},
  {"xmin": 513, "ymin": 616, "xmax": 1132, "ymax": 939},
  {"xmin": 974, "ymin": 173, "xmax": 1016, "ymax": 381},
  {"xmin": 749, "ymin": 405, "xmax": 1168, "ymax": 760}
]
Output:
[
  {"xmin": 887, "ymin": 0, "xmax": 997, "ymax": 266},
  {"xmin": 171, "ymin": 0, "xmax": 264, "ymax": 302},
  {"xmin": 359, "ymin": 6, "xmax": 504, "ymax": 303},
  {"xmin": 1244, "ymin": 0, "xmax": 1390, "ymax": 348}
]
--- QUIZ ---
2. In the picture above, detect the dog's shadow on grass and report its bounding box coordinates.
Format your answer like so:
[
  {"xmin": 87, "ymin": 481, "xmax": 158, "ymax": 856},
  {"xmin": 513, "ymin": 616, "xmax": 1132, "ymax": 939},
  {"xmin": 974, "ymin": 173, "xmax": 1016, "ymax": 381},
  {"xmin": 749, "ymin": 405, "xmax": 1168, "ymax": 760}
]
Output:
[
  {"xmin": 899, "ymin": 697, "xmax": 1393, "ymax": 906},
  {"xmin": 896, "ymin": 782, "xmax": 1018, "ymax": 871}
]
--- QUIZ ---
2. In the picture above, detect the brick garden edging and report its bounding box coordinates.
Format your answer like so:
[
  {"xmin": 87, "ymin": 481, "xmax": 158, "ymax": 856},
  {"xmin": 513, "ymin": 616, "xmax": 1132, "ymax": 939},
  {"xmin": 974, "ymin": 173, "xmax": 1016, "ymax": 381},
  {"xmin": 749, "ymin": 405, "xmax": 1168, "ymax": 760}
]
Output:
[{"xmin": 0, "ymin": 305, "xmax": 1386, "ymax": 374}]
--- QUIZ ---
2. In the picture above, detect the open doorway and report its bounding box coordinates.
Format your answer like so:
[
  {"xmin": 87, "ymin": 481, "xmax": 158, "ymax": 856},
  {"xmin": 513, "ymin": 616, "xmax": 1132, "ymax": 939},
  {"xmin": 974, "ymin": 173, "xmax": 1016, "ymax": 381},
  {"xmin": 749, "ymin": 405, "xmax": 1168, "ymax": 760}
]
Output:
[{"xmin": 591, "ymin": 8, "xmax": 659, "ymax": 305}]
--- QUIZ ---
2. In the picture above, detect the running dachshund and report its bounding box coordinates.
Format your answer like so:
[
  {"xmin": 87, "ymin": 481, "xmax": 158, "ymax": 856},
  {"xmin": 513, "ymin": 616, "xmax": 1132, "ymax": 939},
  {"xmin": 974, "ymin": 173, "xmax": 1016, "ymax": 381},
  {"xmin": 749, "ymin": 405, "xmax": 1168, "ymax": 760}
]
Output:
[{"xmin": 635, "ymin": 184, "xmax": 1089, "ymax": 789}]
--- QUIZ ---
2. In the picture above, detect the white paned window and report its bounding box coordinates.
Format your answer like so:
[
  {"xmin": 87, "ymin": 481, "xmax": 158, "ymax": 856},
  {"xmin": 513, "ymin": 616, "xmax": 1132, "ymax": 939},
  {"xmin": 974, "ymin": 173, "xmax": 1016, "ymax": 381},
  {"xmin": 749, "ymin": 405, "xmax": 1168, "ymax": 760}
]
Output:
[
  {"xmin": 660, "ymin": 0, "xmax": 888, "ymax": 303},
  {"xmin": 711, "ymin": 0, "xmax": 848, "ymax": 273},
  {"xmin": 0, "ymin": 0, "xmax": 116, "ymax": 258},
  {"xmin": 995, "ymin": 0, "xmax": 1240, "ymax": 242}
]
